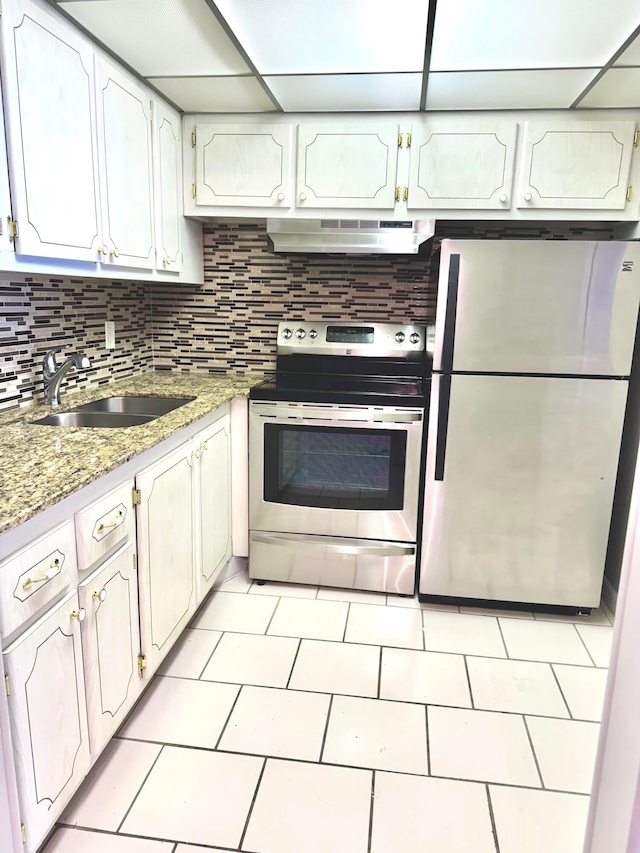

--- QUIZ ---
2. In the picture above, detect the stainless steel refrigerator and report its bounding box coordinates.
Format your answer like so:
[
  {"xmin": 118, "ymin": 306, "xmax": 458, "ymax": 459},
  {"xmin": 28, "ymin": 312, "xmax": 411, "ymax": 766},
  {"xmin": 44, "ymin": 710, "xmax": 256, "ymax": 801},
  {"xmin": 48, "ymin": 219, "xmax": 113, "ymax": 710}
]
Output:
[{"xmin": 419, "ymin": 239, "xmax": 640, "ymax": 609}]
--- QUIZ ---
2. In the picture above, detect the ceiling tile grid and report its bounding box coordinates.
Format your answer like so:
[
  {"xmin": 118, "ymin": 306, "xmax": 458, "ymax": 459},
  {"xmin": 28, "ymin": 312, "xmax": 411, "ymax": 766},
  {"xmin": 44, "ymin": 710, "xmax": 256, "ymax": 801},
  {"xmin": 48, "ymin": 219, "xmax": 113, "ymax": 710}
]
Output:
[{"xmin": 56, "ymin": 0, "xmax": 640, "ymax": 112}]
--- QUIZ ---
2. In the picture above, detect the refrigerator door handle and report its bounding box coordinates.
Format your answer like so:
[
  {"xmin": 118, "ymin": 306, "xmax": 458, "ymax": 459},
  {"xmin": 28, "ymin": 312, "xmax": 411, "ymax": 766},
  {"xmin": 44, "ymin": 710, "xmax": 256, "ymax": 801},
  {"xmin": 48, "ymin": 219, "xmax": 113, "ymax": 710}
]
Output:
[
  {"xmin": 434, "ymin": 374, "xmax": 452, "ymax": 481},
  {"xmin": 441, "ymin": 253, "xmax": 460, "ymax": 373}
]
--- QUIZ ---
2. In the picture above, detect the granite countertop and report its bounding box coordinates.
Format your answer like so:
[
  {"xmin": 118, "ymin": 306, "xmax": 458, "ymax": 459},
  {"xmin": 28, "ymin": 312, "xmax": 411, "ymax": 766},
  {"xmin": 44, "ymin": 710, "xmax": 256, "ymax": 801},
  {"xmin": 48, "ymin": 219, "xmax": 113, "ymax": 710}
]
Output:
[{"xmin": 0, "ymin": 371, "xmax": 266, "ymax": 537}]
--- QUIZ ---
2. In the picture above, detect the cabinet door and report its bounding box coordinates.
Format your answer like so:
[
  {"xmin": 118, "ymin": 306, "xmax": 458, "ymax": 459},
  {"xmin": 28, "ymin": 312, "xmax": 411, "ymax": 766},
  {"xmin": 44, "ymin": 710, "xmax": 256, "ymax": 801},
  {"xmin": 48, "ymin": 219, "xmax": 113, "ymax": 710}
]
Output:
[
  {"xmin": 136, "ymin": 444, "xmax": 195, "ymax": 677},
  {"xmin": 517, "ymin": 121, "xmax": 636, "ymax": 210},
  {"xmin": 78, "ymin": 541, "xmax": 141, "ymax": 757},
  {"xmin": 195, "ymin": 123, "xmax": 293, "ymax": 208},
  {"xmin": 153, "ymin": 100, "xmax": 182, "ymax": 272},
  {"xmin": 195, "ymin": 416, "xmax": 232, "ymax": 604},
  {"xmin": 297, "ymin": 123, "xmax": 400, "ymax": 209},
  {"xmin": 95, "ymin": 56, "xmax": 155, "ymax": 269},
  {"xmin": 3, "ymin": 590, "xmax": 90, "ymax": 853},
  {"xmin": 0, "ymin": 0, "xmax": 101, "ymax": 262},
  {"xmin": 407, "ymin": 122, "xmax": 517, "ymax": 210}
]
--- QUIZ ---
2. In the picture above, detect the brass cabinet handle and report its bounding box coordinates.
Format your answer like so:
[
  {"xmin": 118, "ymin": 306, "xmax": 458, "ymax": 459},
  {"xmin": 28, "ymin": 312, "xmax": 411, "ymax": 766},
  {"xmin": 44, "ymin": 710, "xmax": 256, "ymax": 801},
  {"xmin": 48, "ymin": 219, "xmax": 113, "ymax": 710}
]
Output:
[
  {"xmin": 70, "ymin": 608, "xmax": 86, "ymax": 623},
  {"xmin": 92, "ymin": 588, "xmax": 107, "ymax": 602},
  {"xmin": 22, "ymin": 558, "xmax": 60, "ymax": 590},
  {"xmin": 98, "ymin": 511, "xmax": 123, "ymax": 533}
]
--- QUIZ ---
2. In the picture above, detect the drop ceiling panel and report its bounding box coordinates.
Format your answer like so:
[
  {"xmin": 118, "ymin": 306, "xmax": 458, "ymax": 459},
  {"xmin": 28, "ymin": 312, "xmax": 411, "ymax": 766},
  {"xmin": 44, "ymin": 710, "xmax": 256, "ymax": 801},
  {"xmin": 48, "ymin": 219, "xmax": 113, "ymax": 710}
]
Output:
[
  {"xmin": 213, "ymin": 0, "xmax": 430, "ymax": 74},
  {"xmin": 614, "ymin": 34, "xmax": 640, "ymax": 65},
  {"xmin": 150, "ymin": 76, "xmax": 275, "ymax": 112},
  {"xmin": 265, "ymin": 74, "xmax": 422, "ymax": 112},
  {"xmin": 58, "ymin": 0, "xmax": 250, "ymax": 76},
  {"xmin": 426, "ymin": 69, "xmax": 598, "ymax": 110},
  {"xmin": 430, "ymin": 0, "xmax": 640, "ymax": 71},
  {"xmin": 578, "ymin": 68, "xmax": 640, "ymax": 108}
]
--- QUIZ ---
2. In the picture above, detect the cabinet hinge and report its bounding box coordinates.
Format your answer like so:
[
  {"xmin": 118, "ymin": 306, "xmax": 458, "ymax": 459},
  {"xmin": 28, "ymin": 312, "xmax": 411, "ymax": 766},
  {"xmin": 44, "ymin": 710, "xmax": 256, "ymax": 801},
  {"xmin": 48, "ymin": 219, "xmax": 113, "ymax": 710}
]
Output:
[
  {"xmin": 403, "ymin": 187, "xmax": 408, "ymax": 202},
  {"xmin": 4, "ymin": 674, "xmax": 9, "ymax": 696},
  {"xmin": 398, "ymin": 133, "xmax": 403, "ymax": 148},
  {"xmin": 7, "ymin": 217, "xmax": 18, "ymax": 239},
  {"xmin": 21, "ymin": 824, "xmax": 26, "ymax": 844},
  {"xmin": 191, "ymin": 183, "xmax": 196, "ymax": 199},
  {"xmin": 627, "ymin": 186, "xmax": 633, "ymax": 203},
  {"xmin": 132, "ymin": 488, "xmax": 141, "ymax": 507},
  {"xmin": 634, "ymin": 130, "xmax": 639, "ymax": 147},
  {"xmin": 395, "ymin": 186, "xmax": 400, "ymax": 202},
  {"xmin": 137, "ymin": 654, "xmax": 147, "ymax": 678},
  {"xmin": 132, "ymin": 553, "xmax": 138, "ymax": 572},
  {"xmin": 406, "ymin": 132, "xmax": 412, "ymax": 148},
  {"xmin": 191, "ymin": 131, "xmax": 196, "ymax": 148}
]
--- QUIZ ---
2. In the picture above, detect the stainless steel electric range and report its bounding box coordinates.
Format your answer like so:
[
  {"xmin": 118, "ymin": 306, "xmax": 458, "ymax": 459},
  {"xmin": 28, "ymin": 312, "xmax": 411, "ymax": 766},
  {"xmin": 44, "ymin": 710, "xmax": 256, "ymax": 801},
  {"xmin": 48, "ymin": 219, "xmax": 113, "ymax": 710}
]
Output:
[{"xmin": 248, "ymin": 321, "xmax": 431, "ymax": 594}]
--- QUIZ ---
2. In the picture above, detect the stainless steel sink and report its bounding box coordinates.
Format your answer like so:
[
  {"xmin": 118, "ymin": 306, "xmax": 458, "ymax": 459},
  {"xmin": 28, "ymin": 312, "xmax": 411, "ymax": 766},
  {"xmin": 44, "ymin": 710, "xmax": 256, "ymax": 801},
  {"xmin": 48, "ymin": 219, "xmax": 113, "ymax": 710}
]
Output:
[
  {"xmin": 74, "ymin": 396, "xmax": 194, "ymax": 416},
  {"xmin": 33, "ymin": 396, "xmax": 194, "ymax": 427},
  {"xmin": 34, "ymin": 412, "xmax": 156, "ymax": 428}
]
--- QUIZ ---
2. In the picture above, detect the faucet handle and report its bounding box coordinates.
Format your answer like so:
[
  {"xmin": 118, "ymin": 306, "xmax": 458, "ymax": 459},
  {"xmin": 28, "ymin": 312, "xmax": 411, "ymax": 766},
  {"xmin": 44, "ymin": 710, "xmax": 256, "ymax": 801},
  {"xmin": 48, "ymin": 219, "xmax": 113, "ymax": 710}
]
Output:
[{"xmin": 43, "ymin": 347, "xmax": 63, "ymax": 375}]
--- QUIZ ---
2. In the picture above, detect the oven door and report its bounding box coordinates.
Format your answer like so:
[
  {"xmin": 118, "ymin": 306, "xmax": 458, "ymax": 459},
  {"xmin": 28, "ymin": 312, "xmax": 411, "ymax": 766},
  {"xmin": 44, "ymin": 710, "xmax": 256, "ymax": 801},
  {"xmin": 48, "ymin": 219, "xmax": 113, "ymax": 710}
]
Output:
[{"xmin": 249, "ymin": 401, "xmax": 423, "ymax": 541}]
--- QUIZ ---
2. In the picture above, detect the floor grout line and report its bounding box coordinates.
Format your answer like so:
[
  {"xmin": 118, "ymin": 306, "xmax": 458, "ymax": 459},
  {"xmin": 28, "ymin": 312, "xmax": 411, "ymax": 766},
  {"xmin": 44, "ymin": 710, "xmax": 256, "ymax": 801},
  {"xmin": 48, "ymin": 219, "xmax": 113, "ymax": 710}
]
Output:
[
  {"xmin": 115, "ymin": 743, "xmax": 165, "ymax": 833},
  {"xmin": 285, "ymin": 637, "xmax": 302, "ymax": 688},
  {"xmin": 237, "ymin": 756, "xmax": 267, "ymax": 851},
  {"xmin": 342, "ymin": 601, "xmax": 351, "ymax": 642},
  {"xmin": 463, "ymin": 654, "xmax": 476, "ymax": 709},
  {"xmin": 376, "ymin": 645, "xmax": 383, "ymax": 699},
  {"xmin": 486, "ymin": 783, "xmax": 502, "ymax": 853},
  {"xmin": 318, "ymin": 694, "xmax": 334, "ymax": 763},
  {"xmin": 213, "ymin": 684, "xmax": 243, "ymax": 751},
  {"xmin": 549, "ymin": 662, "xmax": 575, "ymax": 720},
  {"xmin": 522, "ymin": 714, "xmax": 546, "ymax": 790},
  {"xmin": 573, "ymin": 623, "xmax": 599, "ymax": 667},
  {"xmin": 495, "ymin": 617, "xmax": 510, "ymax": 659},
  {"xmin": 367, "ymin": 770, "xmax": 376, "ymax": 853},
  {"xmin": 194, "ymin": 630, "xmax": 224, "ymax": 680},
  {"xmin": 424, "ymin": 704, "xmax": 431, "ymax": 776}
]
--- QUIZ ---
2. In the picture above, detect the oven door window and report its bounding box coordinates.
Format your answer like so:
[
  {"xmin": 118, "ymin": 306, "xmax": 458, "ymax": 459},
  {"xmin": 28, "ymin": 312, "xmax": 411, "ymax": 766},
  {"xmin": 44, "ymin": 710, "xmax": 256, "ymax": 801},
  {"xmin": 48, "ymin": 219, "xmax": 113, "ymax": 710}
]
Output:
[{"xmin": 263, "ymin": 423, "xmax": 407, "ymax": 510}]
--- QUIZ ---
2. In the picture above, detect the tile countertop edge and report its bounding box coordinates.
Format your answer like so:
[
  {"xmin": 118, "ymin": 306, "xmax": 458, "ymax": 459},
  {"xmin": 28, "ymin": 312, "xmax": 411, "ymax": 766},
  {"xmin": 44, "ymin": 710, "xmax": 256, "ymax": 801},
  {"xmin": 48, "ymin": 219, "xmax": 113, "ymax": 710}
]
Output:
[{"xmin": 0, "ymin": 371, "xmax": 267, "ymax": 537}]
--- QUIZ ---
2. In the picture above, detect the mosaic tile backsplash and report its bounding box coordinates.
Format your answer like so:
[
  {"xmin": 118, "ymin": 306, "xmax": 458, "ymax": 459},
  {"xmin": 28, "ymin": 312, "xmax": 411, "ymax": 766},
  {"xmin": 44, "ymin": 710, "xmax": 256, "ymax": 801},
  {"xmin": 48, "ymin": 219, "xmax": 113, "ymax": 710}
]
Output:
[
  {"xmin": 0, "ymin": 220, "xmax": 616, "ymax": 411},
  {"xmin": 0, "ymin": 277, "xmax": 153, "ymax": 411}
]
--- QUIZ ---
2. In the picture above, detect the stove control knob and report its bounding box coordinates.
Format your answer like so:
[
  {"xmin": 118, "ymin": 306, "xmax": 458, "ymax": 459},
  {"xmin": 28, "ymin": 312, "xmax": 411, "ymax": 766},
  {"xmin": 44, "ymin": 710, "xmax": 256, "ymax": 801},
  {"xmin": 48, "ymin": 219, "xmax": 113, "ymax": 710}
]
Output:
[
  {"xmin": 309, "ymin": 329, "xmax": 318, "ymax": 339},
  {"xmin": 409, "ymin": 332, "xmax": 420, "ymax": 344},
  {"xmin": 282, "ymin": 328, "xmax": 293, "ymax": 339},
  {"xmin": 395, "ymin": 331, "xmax": 406, "ymax": 343},
  {"xmin": 296, "ymin": 328, "xmax": 306, "ymax": 339}
]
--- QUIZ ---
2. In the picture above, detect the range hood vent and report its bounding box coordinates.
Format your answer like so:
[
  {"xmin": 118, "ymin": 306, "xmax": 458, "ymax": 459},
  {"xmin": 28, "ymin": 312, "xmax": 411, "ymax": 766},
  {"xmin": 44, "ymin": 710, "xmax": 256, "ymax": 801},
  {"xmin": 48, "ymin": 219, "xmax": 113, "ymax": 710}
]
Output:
[{"xmin": 267, "ymin": 218, "xmax": 436, "ymax": 254}]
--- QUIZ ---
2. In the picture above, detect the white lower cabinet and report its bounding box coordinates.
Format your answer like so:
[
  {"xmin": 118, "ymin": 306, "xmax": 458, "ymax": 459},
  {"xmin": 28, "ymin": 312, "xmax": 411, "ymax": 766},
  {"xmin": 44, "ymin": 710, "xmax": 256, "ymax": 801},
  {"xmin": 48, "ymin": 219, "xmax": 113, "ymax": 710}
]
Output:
[
  {"xmin": 195, "ymin": 415, "xmax": 232, "ymax": 604},
  {"xmin": 78, "ymin": 540, "xmax": 141, "ymax": 757},
  {"xmin": 2, "ymin": 590, "xmax": 90, "ymax": 853},
  {"xmin": 136, "ymin": 443, "xmax": 196, "ymax": 678}
]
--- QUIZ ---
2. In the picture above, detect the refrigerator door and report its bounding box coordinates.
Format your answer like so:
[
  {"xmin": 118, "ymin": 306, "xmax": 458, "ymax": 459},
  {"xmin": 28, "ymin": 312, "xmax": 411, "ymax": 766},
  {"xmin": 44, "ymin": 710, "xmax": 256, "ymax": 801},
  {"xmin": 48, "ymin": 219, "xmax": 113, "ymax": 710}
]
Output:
[
  {"xmin": 420, "ymin": 373, "xmax": 628, "ymax": 606},
  {"xmin": 434, "ymin": 240, "xmax": 640, "ymax": 376}
]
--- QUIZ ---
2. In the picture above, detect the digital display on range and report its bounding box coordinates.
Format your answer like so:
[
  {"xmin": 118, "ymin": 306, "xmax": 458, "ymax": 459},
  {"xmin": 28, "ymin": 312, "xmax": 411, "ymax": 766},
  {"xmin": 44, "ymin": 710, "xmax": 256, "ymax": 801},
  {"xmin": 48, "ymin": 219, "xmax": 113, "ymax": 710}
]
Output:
[{"xmin": 326, "ymin": 326, "xmax": 375, "ymax": 344}]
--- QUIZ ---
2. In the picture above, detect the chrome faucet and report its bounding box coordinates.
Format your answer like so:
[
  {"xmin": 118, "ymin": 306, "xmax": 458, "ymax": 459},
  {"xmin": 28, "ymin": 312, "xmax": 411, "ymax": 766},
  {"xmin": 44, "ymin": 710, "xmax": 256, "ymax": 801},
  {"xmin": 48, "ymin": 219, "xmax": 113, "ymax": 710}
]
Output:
[{"xmin": 43, "ymin": 347, "xmax": 91, "ymax": 408}]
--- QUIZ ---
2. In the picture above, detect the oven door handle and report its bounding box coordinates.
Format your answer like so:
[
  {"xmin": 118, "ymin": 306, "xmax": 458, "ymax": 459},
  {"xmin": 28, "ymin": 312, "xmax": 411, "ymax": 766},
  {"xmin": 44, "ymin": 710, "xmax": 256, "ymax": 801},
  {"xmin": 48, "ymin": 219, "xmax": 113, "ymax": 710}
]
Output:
[
  {"xmin": 251, "ymin": 532, "xmax": 416, "ymax": 557},
  {"xmin": 250, "ymin": 406, "xmax": 423, "ymax": 424}
]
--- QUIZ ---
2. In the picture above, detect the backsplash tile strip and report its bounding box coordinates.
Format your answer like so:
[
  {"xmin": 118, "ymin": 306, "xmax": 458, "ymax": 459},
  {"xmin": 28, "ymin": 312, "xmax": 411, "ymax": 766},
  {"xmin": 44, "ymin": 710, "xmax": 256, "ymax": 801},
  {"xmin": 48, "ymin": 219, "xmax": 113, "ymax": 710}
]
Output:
[
  {"xmin": 0, "ymin": 220, "xmax": 616, "ymax": 411},
  {"xmin": 0, "ymin": 276, "xmax": 153, "ymax": 412}
]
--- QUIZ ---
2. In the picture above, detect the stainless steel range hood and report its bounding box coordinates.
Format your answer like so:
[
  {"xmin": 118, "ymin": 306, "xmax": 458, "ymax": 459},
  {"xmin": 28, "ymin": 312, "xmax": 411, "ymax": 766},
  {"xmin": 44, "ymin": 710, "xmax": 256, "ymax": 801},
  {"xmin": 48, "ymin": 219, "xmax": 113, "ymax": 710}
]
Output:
[{"xmin": 267, "ymin": 218, "xmax": 436, "ymax": 254}]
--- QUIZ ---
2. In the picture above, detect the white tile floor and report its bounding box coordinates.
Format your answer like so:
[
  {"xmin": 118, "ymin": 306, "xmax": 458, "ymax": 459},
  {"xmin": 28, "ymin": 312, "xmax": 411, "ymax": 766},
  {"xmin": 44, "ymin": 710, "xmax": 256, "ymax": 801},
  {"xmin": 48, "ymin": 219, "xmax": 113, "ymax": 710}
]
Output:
[{"xmin": 47, "ymin": 568, "xmax": 614, "ymax": 853}]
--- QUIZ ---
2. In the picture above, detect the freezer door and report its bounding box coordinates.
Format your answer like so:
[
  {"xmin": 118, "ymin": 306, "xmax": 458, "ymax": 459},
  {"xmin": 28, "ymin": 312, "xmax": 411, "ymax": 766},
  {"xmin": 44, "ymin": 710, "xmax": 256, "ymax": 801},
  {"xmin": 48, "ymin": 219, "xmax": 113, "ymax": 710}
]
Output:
[
  {"xmin": 420, "ymin": 374, "xmax": 628, "ymax": 606},
  {"xmin": 434, "ymin": 240, "xmax": 640, "ymax": 376}
]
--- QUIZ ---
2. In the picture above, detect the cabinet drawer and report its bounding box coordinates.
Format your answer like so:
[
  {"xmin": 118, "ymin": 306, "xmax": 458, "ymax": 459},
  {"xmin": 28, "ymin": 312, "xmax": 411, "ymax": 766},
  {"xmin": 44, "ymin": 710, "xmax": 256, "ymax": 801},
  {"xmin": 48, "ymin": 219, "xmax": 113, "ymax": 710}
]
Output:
[
  {"xmin": 0, "ymin": 521, "xmax": 76, "ymax": 640},
  {"xmin": 75, "ymin": 480, "xmax": 135, "ymax": 571}
]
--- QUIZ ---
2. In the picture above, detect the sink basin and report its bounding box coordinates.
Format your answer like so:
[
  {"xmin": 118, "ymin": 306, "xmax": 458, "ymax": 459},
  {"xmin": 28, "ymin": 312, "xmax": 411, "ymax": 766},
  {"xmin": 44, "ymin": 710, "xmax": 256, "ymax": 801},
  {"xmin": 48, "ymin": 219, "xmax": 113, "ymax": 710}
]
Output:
[
  {"xmin": 74, "ymin": 396, "xmax": 194, "ymax": 416},
  {"xmin": 33, "ymin": 412, "xmax": 156, "ymax": 428},
  {"xmin": 33, "ymin": 396, "xmax": 194, "ymax": 427}
]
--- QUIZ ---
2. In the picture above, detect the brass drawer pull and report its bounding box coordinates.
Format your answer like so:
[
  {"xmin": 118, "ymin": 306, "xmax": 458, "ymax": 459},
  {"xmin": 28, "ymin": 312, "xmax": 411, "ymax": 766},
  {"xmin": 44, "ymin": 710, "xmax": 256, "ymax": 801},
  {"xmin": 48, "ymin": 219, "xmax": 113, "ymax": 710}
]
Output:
[
  {"xmin": 92, "ymin": 588, "xmax": 107, "ymax": 603},
  {"xmin": 98, "ymin": 511, "xmax": 124, "ymax": 533},
  {"xmin": 22, "ymin": 558, "xmax": 60, "ymax": 590}
]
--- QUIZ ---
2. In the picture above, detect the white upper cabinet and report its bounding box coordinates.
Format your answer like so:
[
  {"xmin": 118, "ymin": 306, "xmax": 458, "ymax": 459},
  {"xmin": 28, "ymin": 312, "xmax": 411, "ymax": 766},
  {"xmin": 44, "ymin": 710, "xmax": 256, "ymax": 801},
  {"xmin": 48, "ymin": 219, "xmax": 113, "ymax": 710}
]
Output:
[
  {"xmin": 95, "ymin": 56, "xmax": 155, "ymax": 269},
  {"xmin": 407, "ymin": 121, "xmax": 517, "ymax": 210},
  {"xmin": 517, "ymin": 121, "xmax": 637, "ymax": 210},
  {"xmin": 195, "ymin": 123, "xmax": 293, "ymax": 208},
  {"xmin": 0, "ymin": 0, "xmax": 101, "ymax": 262},
  {"xmin": 153, "ymin": 99, "xmax": 182, "ymax": 272},
  {"xmin": 296, "ymin": 122, "xmax": 400, "ymax": 209}
]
